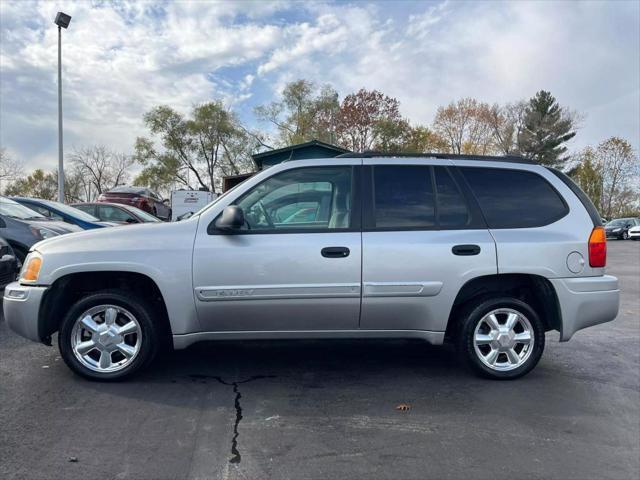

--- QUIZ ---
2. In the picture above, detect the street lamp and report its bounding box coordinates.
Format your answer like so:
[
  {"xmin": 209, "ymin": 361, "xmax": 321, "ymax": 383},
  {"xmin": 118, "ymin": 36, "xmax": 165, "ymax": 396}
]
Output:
[{"xmin": 54, "ymin": 12, "xmax": 71, "ymax": 203}]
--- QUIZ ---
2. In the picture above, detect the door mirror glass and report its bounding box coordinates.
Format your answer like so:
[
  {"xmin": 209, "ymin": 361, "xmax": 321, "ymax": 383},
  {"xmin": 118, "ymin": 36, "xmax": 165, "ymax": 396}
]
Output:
[{"xmin": 216, "ymin": 206, "xmax": 245, "ymax": 231}]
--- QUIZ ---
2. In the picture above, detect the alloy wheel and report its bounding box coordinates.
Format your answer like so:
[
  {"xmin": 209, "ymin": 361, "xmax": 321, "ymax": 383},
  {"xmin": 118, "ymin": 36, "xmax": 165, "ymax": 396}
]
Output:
[
  {"xmin": 70, "ymin": 304, "xmax": 142, "ymax": 373},
  {"xmin": 473, "ymin": 308, "xmax": 534, "ymax": 371}
]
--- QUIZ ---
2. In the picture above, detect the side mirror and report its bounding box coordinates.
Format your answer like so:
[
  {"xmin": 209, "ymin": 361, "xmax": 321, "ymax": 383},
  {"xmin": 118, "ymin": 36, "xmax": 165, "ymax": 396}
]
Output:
[
  {"xmin": 125, "ymin": 217, "xmax": 137, "ymax": 224},
  {"xmin": 215, "ymin": 206, "xmax": 245, "ymax": 232}
]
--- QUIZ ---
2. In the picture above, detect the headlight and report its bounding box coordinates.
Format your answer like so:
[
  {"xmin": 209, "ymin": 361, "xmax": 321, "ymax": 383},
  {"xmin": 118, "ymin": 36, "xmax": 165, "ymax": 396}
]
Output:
[
  {"xmin": 612, "ymin": 228, "xmax": 621, "ymax": 232},
  {"xmin": 20, "ymin": 252, "xmax": 43, "ymax": 283},
  {"xmin": 30, "ymin": 226, "xmax": 57, "ymax": 239}
]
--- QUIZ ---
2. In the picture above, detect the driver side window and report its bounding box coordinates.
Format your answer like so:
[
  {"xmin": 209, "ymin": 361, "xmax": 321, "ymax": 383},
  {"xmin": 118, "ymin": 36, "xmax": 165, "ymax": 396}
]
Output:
[{"xmin": 235, "ymin": 167, "xmax": 353, "ymax": 231}]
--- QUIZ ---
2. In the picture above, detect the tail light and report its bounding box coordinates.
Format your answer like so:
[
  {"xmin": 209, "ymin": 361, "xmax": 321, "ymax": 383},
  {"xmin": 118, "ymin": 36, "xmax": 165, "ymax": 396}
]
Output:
[{"xmin": 588, "ymin": 226, "xmax": 606, "ymax": 267}]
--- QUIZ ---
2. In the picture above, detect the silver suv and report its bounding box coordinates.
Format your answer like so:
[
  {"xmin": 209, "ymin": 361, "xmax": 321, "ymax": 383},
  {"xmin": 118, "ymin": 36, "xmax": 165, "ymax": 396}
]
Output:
[{"xmin": 3, "ymin": 154, "xmax": 620, "ymax": 381}]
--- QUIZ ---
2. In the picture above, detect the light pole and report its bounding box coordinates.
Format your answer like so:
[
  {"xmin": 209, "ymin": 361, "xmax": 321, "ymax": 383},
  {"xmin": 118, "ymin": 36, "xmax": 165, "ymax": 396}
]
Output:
[{"xmin": 54, "ymin": 12, "xmax": 71, "ymax": 203}]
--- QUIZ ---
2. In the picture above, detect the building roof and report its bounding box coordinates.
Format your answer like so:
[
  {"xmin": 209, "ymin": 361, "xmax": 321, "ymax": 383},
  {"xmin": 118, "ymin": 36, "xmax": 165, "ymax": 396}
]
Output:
[{"xmin": 251, "ymin": 140, "xmax": 350, "ymax": 169}]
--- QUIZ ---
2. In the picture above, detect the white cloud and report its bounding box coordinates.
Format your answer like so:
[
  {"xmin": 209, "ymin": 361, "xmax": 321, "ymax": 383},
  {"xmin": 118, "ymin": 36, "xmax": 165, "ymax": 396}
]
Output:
[{"xmin": 0, "ymin": 0, "xmax": 638, "ymax": 173}]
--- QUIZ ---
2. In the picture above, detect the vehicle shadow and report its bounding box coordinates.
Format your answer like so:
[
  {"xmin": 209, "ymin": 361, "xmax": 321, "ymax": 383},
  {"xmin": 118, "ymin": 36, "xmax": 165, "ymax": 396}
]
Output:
[{"xmin": 74, "ymin": 339, "xmax": 481, "ymax": 408}]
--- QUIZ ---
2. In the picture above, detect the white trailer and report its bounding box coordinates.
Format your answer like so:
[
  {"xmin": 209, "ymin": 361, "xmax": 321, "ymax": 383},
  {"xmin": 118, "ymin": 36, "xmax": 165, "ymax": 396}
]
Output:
[{"xmin": 170, "ymin": 190, "xmax": 215, "ymax": 221}]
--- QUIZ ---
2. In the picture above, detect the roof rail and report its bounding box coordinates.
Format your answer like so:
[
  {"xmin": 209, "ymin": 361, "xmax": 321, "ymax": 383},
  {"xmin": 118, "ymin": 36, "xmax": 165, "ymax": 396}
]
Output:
[{"xmin": 335, "ymin": 151, "xmax": 535, "ymax": 164}]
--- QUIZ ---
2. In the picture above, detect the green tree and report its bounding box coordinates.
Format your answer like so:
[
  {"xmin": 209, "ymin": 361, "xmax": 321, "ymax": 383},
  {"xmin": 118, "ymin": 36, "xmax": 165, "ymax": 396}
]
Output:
[
  {"xmin": 255, "ymin": 80, "xmax": 340, "ymax": 146},
  {"xmin": 5, "ymin": 169, "xmax": 57, "ymax": 199},
  {"xmin": 519, "ymin": 91, "xmax": 576, "ymax": 167},
  {"xmin": 134, "ymin": 102, "xmax": 256, "ymax": 194}
]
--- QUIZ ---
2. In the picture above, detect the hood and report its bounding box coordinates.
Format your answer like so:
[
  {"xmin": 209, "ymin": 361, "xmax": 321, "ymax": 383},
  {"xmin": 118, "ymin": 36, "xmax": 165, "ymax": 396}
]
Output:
[
  {"xmin": 23, "ymin": 219, "xmax": 82, "ymax": 234},
  {"xmin": 32, "ymin": 216, "xmax": 198, "ymax": 255}
]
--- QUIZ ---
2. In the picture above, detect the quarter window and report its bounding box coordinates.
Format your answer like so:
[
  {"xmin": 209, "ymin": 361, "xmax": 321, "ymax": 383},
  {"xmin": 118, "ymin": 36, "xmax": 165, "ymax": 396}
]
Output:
[
  {"xmin": 234, "ymin": 167, "xmax": 353, "ymax": 231},
  {"xmin": 460, "ymin": 167, "xmax": 569, "ymax": 228}
]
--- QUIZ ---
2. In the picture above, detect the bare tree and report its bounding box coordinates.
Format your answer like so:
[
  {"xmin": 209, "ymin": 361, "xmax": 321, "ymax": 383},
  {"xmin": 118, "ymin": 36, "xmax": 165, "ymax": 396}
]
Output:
[
  {"xmin": 486, "ymin": 101, "xmax": 527, "ymax": 155},
  {"xmin": 0, "ymin": 148, "xmax": 24, "ymax": 193},
  {"xmin": 69, "ymin": 145, "xmax": 134, "ymax": 200},
  {"xmin": 595, "ymin": 137, "xmax": 639, "ymax": 218}
]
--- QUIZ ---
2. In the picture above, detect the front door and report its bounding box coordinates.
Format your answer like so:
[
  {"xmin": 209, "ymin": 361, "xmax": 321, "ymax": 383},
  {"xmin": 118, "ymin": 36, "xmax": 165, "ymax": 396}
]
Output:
[
  {"xmin": 360, "ymin": 161, "xmax": 497, "ymax": 333},
  {"xmin": 192, "ymin": 165, "xmax": 362, "ymax": 332}
]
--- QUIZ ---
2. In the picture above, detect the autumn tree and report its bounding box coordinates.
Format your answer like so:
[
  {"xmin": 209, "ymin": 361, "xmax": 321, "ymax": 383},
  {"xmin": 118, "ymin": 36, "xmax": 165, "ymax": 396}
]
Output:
[
  {"xmin": 400, "ymin": 125, "xmax": 449, "ymax": 153},
  {"xmin": 432, "ymin": 98, "xmax": 495, "ymax": 155},
  {"xmin": 68, "ymin": 145, "xmax": 133, "ymax": 200},
  {"xmin": 336, "ymin": 88, "xmax": 407, "ymax": 152},
  {"xmin": 135, "ymin": 102, "xmax": 256, "ymax": 194},
  {"xmin": 519, "ymin": 91, "xmax": 576, "ymax": 167},
  {"xmin": 570, "ymin": 147, "xmax": 602, "ymax": 206},
  {"xmin": 255, "ymin": 80, "xmax": 340, "ymax": 146}
]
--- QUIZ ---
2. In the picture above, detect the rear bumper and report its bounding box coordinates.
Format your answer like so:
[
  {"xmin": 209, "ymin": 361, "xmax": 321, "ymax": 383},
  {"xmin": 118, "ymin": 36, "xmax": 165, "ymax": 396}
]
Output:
[
  {"xmin": 550, "ymin": 275, "xmax": 619, "ymax": 341},
  {"xmin": 3, "ymin": 282, "xmax": 47, "ymax": 343}
]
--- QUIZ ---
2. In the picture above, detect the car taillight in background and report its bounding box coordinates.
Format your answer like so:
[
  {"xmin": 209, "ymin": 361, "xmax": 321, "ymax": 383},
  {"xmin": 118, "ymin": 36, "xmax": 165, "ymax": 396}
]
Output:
[{"xmin": 588, "ymin": 226, "xmax": 607, "ymax": 267}]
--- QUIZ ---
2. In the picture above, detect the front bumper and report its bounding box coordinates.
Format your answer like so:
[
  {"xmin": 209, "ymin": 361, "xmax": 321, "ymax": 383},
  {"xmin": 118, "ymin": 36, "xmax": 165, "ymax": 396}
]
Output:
[
  {"xmin": 550, "ymin": 275, "xmax": 620, "ymax": 341},
  {"xmin": 3, "ymin": 282, "xmax": 48, "ymax": 343},
  {"xmin": 628, "ymin": 230, "xmax": 640, "ymax": 239}
]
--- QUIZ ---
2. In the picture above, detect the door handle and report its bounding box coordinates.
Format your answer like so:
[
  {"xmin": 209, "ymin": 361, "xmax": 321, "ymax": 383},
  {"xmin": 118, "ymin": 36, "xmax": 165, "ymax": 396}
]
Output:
[
  {"xmin": 452, "ymin": 244, "xmax": 481, "ymax": 256},
  {"xmin": 321, "ymin": 247, "xmax": 350, "ymax": 258}
]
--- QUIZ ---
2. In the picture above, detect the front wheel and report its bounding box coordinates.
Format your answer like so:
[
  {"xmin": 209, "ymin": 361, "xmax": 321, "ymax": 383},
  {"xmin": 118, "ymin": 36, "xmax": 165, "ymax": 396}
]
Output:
[
  {"xmin": 623, "ymin": 231, "xmax": 629, "ymax": 240},
  {"xmin": 58, "ymin": 290, "xmax": 159, "ymax": 381},
  {"xmin": 457, "ymin": 297, "xmax": 545, "ymax": 380}
]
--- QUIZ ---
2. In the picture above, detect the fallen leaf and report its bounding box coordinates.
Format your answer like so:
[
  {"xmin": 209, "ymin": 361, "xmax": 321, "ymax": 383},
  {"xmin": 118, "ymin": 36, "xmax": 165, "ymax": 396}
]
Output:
[{"xmin": 395, "ymin": 403, "xmax": 411, "ymax": 412}]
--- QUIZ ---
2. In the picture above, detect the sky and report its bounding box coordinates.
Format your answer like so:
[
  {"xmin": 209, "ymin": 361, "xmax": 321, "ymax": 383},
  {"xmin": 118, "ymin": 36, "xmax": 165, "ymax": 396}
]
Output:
[{"xmin": 1, "ymin": 0, "xmax": 639, "ymax": 172}]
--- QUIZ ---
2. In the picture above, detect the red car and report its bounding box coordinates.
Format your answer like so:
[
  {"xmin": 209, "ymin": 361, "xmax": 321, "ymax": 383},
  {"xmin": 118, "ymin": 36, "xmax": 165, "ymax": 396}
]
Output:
[{"xmin": 97, "ymin": 186, "xmax": 171, "ymax": 220}]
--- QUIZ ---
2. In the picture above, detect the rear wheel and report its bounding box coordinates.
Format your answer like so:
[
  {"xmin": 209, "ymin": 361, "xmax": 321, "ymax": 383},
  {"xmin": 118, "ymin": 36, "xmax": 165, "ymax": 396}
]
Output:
[
  {"xmin": 58, "ymin": 290, "xmax": 159, "ymax": 381},
  {"xmin": 456, "ymin": 297, "xmax": 545, "ymax": 380}
]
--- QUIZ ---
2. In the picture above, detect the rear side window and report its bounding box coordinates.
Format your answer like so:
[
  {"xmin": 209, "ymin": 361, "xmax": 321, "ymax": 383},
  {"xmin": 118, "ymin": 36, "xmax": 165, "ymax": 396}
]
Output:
[
  {"xmin": 373, "ymin": 166, "xmax": 435, "ymax": 228},
  {"xmin": 460, "ymin": 167, "xmax": 568, "ymax": 228}
]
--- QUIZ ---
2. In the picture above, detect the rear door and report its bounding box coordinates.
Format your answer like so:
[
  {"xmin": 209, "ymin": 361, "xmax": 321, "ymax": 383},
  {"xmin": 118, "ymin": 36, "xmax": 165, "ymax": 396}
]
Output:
[{"xmin": 360, "ymin": 159, "xmax": 497, "ymax": 333}]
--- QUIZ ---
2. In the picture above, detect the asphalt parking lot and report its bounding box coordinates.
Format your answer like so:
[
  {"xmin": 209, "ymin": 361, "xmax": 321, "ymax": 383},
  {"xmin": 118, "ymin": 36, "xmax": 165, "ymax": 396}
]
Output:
[{"xmin": 1, "ymin": 241, "xmax": 638, "ymax": 480}]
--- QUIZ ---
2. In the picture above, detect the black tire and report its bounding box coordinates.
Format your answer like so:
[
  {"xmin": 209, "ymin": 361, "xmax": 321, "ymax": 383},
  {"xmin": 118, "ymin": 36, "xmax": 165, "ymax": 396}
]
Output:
[
  {"xmin": 456, "ymin": 297, "xmax": 545, "ymax": 380},
  {"xmin": 58, "ymin": 290, "xmax": 160, "ymax": 381},
  {"xmin": 622, "ymin": 231, "xmax": 629, "ymax": 240}
]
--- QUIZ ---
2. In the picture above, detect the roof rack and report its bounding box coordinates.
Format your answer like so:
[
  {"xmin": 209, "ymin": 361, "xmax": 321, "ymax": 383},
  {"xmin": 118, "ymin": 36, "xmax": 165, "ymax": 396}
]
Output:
[{"xmin": 335, "ymin": 151, "xmax": 535, "ymax": 164}]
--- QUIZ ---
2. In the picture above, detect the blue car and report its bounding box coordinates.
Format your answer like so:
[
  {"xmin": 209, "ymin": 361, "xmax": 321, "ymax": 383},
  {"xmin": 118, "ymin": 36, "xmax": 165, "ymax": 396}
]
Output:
[{"xmin": 11, "ymin": 197, "xmax": 117, "ymax": 230}]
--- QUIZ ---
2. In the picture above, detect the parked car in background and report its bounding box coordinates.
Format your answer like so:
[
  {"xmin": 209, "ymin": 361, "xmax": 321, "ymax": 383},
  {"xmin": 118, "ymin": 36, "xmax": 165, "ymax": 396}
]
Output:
[
  {"xmin": 72, "ymin": 202, "xmax": 161, "ymax": 224},
  {"xmin": 628, "ymin": 224, "xmax": 640, "ymax": 240},
  {"xmin": 11, "ymin": 198, "xmax": 116, "ymax": 230},
  {"xmin": 98, "ymin": 186, "xmax": 171, "ymax": 221},
  {"xmin": 0, "ymin": 197, "xmax": 80, "ymax": 262},
  {"xmin": 0, "ymin": 237, "xmax": 20, "ymax": 288},
  {"xmin": 3, "ymin": 154, "xmax": 619, "ymax": 381},
  {"xmin": 604, "ymin": 218, "xmax": 640, "ymax": 240}
]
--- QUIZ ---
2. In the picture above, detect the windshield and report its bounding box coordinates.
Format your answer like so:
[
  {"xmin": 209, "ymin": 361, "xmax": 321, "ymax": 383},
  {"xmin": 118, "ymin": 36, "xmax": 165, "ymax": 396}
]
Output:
[
  {"xmin": 606, "ymin": 219, "xmax": 631, "ymax": 227},
  {"xmin": 36, "ymin": 200, "xmax": 100, "ymax": 221},
  {"xmin": 0, "ymin": 199, "xmax": 46, "ymax": 220}
]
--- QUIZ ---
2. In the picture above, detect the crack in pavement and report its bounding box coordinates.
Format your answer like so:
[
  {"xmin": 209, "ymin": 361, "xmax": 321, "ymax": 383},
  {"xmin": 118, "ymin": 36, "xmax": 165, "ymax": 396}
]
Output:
[{"xmin": 188, "ymin": 374, "xmax": 275, "ymax": 464}]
